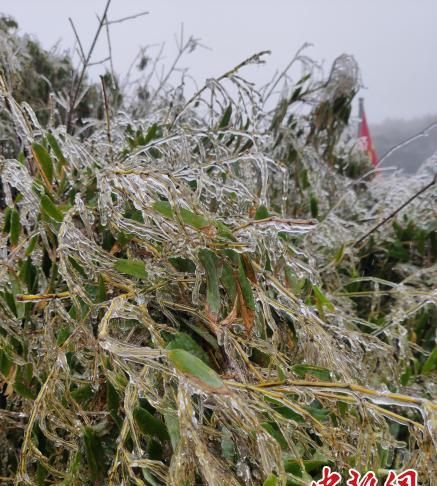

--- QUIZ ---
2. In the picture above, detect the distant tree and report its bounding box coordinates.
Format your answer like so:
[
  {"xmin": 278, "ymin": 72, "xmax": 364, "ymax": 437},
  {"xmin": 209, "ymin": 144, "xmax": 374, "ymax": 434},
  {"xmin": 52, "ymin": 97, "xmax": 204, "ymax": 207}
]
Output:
[{"xmin": 0, "ymin": 15, "xmax": 123, "ymax": 155}]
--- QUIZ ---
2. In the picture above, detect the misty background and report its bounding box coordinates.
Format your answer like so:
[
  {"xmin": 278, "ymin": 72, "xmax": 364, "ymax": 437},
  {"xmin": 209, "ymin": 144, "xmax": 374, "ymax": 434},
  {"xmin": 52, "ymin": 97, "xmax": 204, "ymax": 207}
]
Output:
[{"xmin": 1, "ymin": 0, "xmax": 436, "ymax": 172}]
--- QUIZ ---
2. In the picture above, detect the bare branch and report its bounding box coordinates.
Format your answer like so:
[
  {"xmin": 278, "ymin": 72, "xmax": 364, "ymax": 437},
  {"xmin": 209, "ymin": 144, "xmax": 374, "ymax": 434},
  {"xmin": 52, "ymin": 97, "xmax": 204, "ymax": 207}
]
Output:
[
  {"xmin": 377, "ymin": 119, "xmax": 437, "ymax": 167},
  {"xmin": 66, "ymin": 0, "xmax": 112, "ymax": 132},
  {"xmin": 105, "ymin": 11, "xmax": 149, "ymax": 26},
  {"xmin": 354, "ymin": 174, "xmax": 436, "ymax": 248},
  {"xmin": 68, "ymin": 17, "xmax": 86, "ymax": 62}
]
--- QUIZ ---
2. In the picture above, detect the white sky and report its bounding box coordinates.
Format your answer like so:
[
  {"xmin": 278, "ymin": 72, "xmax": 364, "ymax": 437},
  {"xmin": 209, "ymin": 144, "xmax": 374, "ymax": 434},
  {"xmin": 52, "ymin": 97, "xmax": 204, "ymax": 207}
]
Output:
[{"xmin": 1, "ymin": 0, "xmax": 436, "ymax": 123}]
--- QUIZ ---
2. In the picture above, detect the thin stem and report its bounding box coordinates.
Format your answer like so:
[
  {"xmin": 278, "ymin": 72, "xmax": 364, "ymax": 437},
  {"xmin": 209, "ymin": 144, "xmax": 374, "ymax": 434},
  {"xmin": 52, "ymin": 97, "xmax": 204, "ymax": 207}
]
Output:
[
  {"xmin": 16, "ymin": 291, "xmax": 70, "ymax": 302},
  {"xmin": 100, "ymin": 75, "xmax": 113, "ymax": 162},
  {"xmin": 68, "ymin": 18, "xmax": 86, "ymax": 62},
  {"xmin": 105, "ymin": 11, "xmax": 149, "ymax": 26},
  {"xmin": 66, "ymin": 0, "xmax": 112, "ymax": 132},
  {"xmin": 354, "ymin": 174, "xmax": 436, "ymax": 248},
  {"xmin": 377, "ymin": 120, "xmax": 437, "ymax": 167}
]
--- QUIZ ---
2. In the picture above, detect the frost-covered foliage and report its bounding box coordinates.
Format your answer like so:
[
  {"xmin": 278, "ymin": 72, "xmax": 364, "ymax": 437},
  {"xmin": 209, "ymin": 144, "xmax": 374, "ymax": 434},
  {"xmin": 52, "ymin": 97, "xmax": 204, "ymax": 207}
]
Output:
[{"xmin": 0, "ymin": 25, "xmax": 436, "ymax": 486}]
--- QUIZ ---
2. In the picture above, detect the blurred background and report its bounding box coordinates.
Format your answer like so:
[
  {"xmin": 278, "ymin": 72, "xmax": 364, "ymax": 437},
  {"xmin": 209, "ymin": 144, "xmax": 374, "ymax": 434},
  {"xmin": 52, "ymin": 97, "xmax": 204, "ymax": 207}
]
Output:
[{"xmin": 1, "ymin": 0, "xmax": 437, "ymax": 172}]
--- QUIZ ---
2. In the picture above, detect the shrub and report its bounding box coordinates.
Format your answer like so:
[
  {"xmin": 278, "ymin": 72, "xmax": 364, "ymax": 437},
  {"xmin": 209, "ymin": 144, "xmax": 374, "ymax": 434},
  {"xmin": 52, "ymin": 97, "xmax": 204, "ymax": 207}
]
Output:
[{"xmin": 0, "ymin": 18, "xmax": 435, "ymax": 486}]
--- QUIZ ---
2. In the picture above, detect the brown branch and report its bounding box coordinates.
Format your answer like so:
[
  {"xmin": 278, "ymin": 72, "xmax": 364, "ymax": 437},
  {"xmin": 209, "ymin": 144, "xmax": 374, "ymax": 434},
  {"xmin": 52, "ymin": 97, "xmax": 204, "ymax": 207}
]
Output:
[
  {"xmin": 16, "ymin": 291, "xmax": 70, "ymax": 302},
  {"xmin": 235, "ymin": 215, "xmax": 317, "ymax": 232}
]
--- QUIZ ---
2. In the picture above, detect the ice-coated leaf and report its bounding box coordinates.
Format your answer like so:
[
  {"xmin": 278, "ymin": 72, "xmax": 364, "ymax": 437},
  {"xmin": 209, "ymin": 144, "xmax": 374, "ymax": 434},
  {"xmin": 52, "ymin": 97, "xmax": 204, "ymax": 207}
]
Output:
[
  {"xmin": 164, "ymin": 412, "xmax": 180, "ymax": 450},
  {"xmin": 263, "ymin": 474, "xmax": 278, "ymax": 486},
  {"xmin": 13, "ymin": 381, "xmax": 35, "ymax": 400},
  {"xmin": 46, "ymin": 133, "xmax": 67, "ymax": 165},
  {"xmin": 292, "ymin": 364, "xmax": 331, "ymax": 381},
  {"xmin": 422, "ymin": 347, "xmax": 437, "ymax": 374},
  {"xmin": 255, "ymin": 205, "xmax": 269, "ymax": 220},
  {"xmin": 218, "ymin": 104, "xmax": 232, "ymax": 129},
  {"xmin": 133, "ymin": 406, "xmax": 169, "ymax": 442},
  {"xmin": 166, "ymin": 332, "xmax": 211, "ymax": 366},
  {"xmin": 32, "ymin": 142, "xmax": 54, "ymax": 185},
  {"xmin": 167, "ymin": 349, "xmax": 226, "ymax": 392},
  {"xmin": 313, "ymin": 285, "xmax": 334, "ymax": 314},
  {"xmin": 153, "ymin": 200, "xmax": 210, "ymax": 229},
  {"xmin": 40, "ymin": 195, "xmax": 64, "ymax": 222},
  {"xmin": 9, "ymin": 208, "xmax": 20, "ymax": 246},
  {"xmin": 153, "ymin": 200, "xmax": 174, "ymax": 219},
  {"xmin": 2, "ymin": 207, "xmax": 11, "ymax": 234},
  {"xmin": 114, "ymin": 258, "xmax": 147, "ymax": 279},
  {"xmin": 83, "ymin": 427, "xmax": 105, "ymax": 482},
  {"xmin": 198, "ymin": 248, "xmax": 220, "ymax": 316}
]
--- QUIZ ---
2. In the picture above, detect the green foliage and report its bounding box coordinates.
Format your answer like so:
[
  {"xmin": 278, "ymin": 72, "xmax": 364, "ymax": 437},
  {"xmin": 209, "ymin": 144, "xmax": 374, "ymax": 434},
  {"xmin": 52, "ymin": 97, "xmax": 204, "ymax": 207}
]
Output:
[
  {"xmin": 168, "ymin": 349, "xmax": 226, "ymax": 392},
  {"xmin": 0, "ymin": 18, "xmax": 434, "ymax": 486},
  {"xmin": 114, "ymin": 258, "xmax": 148, "ymax": 279}
]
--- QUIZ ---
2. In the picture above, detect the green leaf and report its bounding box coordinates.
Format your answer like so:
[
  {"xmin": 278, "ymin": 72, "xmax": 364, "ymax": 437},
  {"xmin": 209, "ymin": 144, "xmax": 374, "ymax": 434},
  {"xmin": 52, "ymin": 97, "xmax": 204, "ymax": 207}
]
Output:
[
  {"xmin": 114, "ymin": 258, "xmax": 147, "ymax": 279},
  {"xmin": 263, "ymin": 474, "xmax": 278, "ymax": 486},
  {"xmin": 166, "ymin": 332, "xmax": 211, "ymax": 366},
  {"xmin": 180, "ymin": 207, "xmax": 209, "ymax": 229},
  {"xmin": 14, "ymin": 381, "xmax": 35, "ymax": 400},
  {"xmin": 144, "ymin": 123, "xmax": 159, "ymax": 145},
  {"xmin": 184, "ymin": 321, "xmax": 219, "ymax": 350},
  {"xmin": 238, "ymin": 257, "xmax": 255, "ymax": 310},
  {"xmin": 0, "ymin": 350, "xmax": 13, "ymax": 376},
  {"xmin": 153, "ymin": 200, "xmax": 174, "ymax": 219},
  {"xmin": 215, "ymin": 221, "xmax": 235, "ymax": 240},
  {"xmin": 2, "ymin": 207, "xmax": 11, "ymax": 234},
  {"xmin": 25, "ymin": 235, "xmax": 38, "ymax": 256},
  {"xmin": 285, "ymin": 451, "xmax": 332, "ymax": 477},
  {"xmin": 106, "ymin": 382, "xmax": 121, "ymax": 427},
  {"xmin": 32, "ymin": 142, "xmax": 54, "ymax": 184},
  {"xmin": 71, "ymin": 384, "xmax": 94, "ymax": 405},
  {"xmin": 36, "ymin": 462, "xmax": 47, "ymax": 486},
  {"xmin": 284, "ymin": 267, "xmax": 305, "ymax": 295},
  {"xmin": 153, "ymin": 201, "xmax": 210, "ymax": 229},
  {"xmin": 221, "ymin": 262, "xmax": 237, "ymax": 302},
  {"xmin": 19, "ymin": 257, "xmax": 38, "ymax": 293},
  {"xmin": 218, "ymin": 104, "xmax": 232, "ymax": 128},
  {"xmin": 306, "ymin": 403, "xmax": 330, "ymax": 421},
  {"xmin": 133, "ymin": 406, "xmax": 169, "ymax": 442},
  {"xmin": 167, "ymin": 349, "xmax": 226, "ymax": 392},
  {"xmin": 292, "ymin": 364, "xmax": 331, "ymax": 381},
  {"xmin": 46, "ymin": 133, "xmax": 66, "ymax": 165},
  {"xmin": 68, "ymin": 256, "xmax": 87, "ymax": 278},
  {"xmin": 261, "ymin": 422, "xmax": 288, "ymax": 449},
  {"xmin": 40, "ymin": 195, "xmax": 64, "ymax": 222},
  {"xmin": 198, "ymin": 249, "xmax": 220, "ymax": 315},
  {"xmin": 310, "ymin": 194, "xmax": 318, "ymax": 218},
  {"xmin": 255, "ymin": 205, "xmax": 269, "ymax": 220},
  {"xmin": 83, "ymin": 427, "xmax": 105, "ymax": 482},
  {"xmin": 3, "ymin": 290, "xmax": 17, "ymax": 317},
  {"xmin": 333, "ymin": 244, "xmax": 345, "ymax": 266},
  {"xmin": 10, "ymin": 208, "xmax": 20, "ymax": 246},
  {"xmin": 56, "ymin": 326, "xmax": 71, "ymax": 347},
  {"xmin": 169, "ymin": 257, "xmax": 196, "ymax": 273},
  {"xmin": 422, "ymin": 347, "xmax": 437, "ymax": 374},
  {"xmin": 96, "ymin": 274, "xmax": 107, "ymax": 303},
  {"xmin": 221, "ymin": 427, "xmax": 235, "ymax": 461},
  {"xmin": 164, "ymin": 412, "xmax": 180, "ymax": 450},
  {"xmin": 313, "ymin": 285, "xmax": 334, "ymax": 314}
]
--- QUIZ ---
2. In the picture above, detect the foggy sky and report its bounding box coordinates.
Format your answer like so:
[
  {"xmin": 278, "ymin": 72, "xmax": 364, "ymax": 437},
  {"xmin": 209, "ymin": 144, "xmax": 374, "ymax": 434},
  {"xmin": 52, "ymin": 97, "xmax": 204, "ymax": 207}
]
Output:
[{"xmin": 1, "ymin": 0, "xmax": 436, "ymax": 123}]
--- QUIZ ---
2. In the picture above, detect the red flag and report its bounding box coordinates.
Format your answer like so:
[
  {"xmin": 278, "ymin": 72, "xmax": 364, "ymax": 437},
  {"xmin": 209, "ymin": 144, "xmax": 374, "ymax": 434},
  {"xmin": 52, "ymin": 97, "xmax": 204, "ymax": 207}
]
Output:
[{"xmin": 358, "ymin": 98, "xmax": 378, "ymax": 166}]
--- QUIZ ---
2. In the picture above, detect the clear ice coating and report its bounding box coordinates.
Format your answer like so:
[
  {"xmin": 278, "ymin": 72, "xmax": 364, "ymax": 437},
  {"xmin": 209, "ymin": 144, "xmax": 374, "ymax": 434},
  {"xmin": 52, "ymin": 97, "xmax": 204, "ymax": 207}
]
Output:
[{"xmin": 0, "ymin": 37, "xmax": 435, "ymax": 485}]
